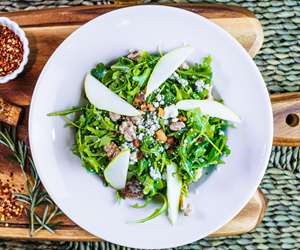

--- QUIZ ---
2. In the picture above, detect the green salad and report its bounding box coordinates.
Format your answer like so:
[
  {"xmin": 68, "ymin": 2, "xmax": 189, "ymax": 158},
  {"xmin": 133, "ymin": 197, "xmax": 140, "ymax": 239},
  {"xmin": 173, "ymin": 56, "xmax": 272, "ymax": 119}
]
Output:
[{"xmin": 49, "ymin": 46, "xmax": 240, "ymax": 224}]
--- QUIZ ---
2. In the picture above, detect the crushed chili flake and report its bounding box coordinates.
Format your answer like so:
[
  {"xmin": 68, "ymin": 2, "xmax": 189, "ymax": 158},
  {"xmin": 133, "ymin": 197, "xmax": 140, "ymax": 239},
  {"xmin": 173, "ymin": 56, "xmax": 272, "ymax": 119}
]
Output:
[
  {"xmin": 0, "ymin": 178, "xmax": 24, "ymax": 222},
  {"xmin": 0, "ymin": 25, "xmax": 23, "ymax": 77}
]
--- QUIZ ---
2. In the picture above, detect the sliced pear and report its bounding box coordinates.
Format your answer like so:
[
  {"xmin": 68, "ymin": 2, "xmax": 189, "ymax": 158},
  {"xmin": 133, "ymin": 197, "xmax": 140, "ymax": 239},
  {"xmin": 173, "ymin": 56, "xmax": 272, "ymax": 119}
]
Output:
[
  {"xmin": 176, "ymin": 99, "xmax": 241, "ymax": 123},
  {"xmin": 167, "ymin": 163, "xmax": 182, "ymax": 224},
  {"xmin": 84, "ymin": 73, "xmax": 141, "ymax": 116},
  {"xmin": 104, "ymin": 148, "xmax": 130, "ymax": 190},
  {"xmin": 145, "ymin": 46, "xmax": 194, "ymax": 97}
]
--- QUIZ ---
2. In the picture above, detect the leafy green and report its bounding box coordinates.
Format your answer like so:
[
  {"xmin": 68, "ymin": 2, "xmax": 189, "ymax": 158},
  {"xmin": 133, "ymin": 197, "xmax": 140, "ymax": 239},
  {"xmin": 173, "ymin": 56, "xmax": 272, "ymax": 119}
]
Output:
[
  {"xmin": 49, "ymin": 52, "xmax": 232, "ymax": 223},
  {"xmin": 132, "ymin": 194, "xmax": 167, "ymax": 223}
]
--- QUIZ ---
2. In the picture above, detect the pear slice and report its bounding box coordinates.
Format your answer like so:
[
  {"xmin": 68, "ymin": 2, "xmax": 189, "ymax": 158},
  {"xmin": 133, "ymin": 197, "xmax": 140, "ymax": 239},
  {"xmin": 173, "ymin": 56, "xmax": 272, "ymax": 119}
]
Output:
[
  {"xmin": 167, "ymin": 163, "xmax": 182, "ymax": 224},
  {"xmin": 145, "ymin": 46, "xmax": 194, "ymax": 97},
  {"xmin": 176, "ymin": 99, "xmax": 241, "ymax": 123},
  {"xmin": 104, "ymin": 148, "xmax": 130, "ymax": 190},
  {"xmin": 84, "ymin": 73, "xmax": 141, "ymax": 116}
]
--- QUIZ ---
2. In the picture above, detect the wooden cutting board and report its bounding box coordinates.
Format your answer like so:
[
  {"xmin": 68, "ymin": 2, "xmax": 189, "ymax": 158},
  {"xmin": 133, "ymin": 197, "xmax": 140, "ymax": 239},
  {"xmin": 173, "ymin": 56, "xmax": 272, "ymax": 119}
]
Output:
[{"xmin": 0, "ymin": 3, "xmax": 296, "ymax": 242}]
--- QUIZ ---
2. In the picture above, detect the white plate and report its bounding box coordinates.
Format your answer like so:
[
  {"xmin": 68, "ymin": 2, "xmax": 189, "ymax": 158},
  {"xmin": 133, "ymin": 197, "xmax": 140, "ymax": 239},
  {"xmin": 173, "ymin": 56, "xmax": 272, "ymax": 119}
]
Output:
[{"xmin": 29, "ymin": 5, "xmax": 273, "ymax": 249}]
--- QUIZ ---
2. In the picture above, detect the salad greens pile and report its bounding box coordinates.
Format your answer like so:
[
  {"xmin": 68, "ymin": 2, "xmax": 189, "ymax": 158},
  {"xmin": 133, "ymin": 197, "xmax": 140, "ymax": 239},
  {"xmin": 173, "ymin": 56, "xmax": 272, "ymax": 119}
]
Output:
[{"xmin": 49, "ymin": 50, "xmax": 232, "ymax": 222}]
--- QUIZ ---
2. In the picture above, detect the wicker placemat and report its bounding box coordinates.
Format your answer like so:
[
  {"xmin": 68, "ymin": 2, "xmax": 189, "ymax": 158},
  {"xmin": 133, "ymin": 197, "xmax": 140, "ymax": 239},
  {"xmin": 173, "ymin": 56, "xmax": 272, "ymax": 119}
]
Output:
[{"xmin": 0, "ymin": 0, "xmax": 300, "ymax": 249}]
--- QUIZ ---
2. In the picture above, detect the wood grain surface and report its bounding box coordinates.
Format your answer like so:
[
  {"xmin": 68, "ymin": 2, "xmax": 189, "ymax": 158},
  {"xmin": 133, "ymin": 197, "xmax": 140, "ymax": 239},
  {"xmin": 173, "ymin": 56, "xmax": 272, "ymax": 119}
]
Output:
[
  {"xmin": 0, "ymin": 4, "xmax": 268, "ymax": 241},
  {"xmin": 272, "ymin": 92, "xmax": 300, "ymax": 146},
  {"xmin": 0, "ymin": 4, "xmax": 263, "ymax": 106}
]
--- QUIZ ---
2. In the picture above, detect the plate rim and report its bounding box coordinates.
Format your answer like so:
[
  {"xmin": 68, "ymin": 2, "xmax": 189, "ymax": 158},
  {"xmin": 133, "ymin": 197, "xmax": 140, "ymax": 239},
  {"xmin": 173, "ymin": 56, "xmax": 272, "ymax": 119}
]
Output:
[{"xmin": 29, "ymin": 5, "xmax": 273, "ymax": 249}]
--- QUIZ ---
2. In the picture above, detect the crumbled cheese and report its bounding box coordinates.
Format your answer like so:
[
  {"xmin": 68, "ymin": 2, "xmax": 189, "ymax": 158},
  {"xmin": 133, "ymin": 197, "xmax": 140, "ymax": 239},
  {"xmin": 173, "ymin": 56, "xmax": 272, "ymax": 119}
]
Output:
[
  {"xmin": 121, "ymin": 142, "xmax": 134, "ymax": 150},
  {"xmin": 156, "ymin": 94, "xmax": 162, "ymax": 102},
  {"xmin": 129, "ymin": 150, "xmax": 138, "ymax": 165},
  {"xmin": 195, "ymin": 79, "xmax": 209, "ymax": 92},
  {"xmin": 170, "ymin": 72, "xmax": 189, "ymax": 87},
  {"xmin": 163, "ymin": 105, "xmax": 178, "ymax": 119},
  {"xmin": 137, "ymin": 133, "xmax": 144, "ymax": 140},
  {"xmin": 153, "ymin": 102, "xmax": 159, "ymax": 108},
  {"xmin": 159, "ymin": 146, "xmax": 164, "ymax": 152},
  {"xmin": 135, "ymin": 109, "xmax": 161, "ymax": 139},
  {"xmin": 150, "ymin": 167, "xmax": 161, "ymax": 180}
]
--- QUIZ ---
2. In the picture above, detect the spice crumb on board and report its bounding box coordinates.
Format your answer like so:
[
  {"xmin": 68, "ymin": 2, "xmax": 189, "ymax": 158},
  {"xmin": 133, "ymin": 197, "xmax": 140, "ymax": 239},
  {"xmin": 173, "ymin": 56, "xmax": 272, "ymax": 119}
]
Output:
[
  {"xmin": 0, "ymin": 175, "xmax": 24, "ymax": 225},
  {"xmin": 0, "ymin": 25, "xmax": 23, "ymax": 77}
]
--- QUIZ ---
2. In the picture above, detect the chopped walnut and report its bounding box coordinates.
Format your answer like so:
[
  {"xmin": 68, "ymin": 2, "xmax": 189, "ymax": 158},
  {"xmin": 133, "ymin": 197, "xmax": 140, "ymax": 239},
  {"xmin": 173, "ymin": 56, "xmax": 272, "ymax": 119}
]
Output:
[
  {"xmin": 109, "ymin": 112, "xmax": 121, "ymax": 122},
  {"xmin": 119, "ymin": 120, "xmax": 136, "ymax": 141},
  {"xmin": 133, "ymin": 93, "xmax": 145, "ymax": 106},
  {"xmin": 133, "ymin": 139, "xmax": 141, "ymax": 148},
  {"xmin": 178, "ymin": 115, "xmax": 187, "ymax": 122},
  {"xmin": 127, "ymin": 51, "xmax": 140, "ymax": 61},
  {"xmin": 167, "ymin": 147, "xmax": 174, "ymax": 155},
  {"xmin": 128, "ymin": 116, "xmax": 142, "ymax": 125},
  {"xmin": 147, "ymin": 103, "xmax": 155, "ymax": 112},
  {"xmin": 158, "ymin": 107, "xmax": 165, "ymax": 117},
  {"xmin": 140, "ymin": 103, "xmax": 147, "ymax": 111},
  {"xmin": 170, "ymin": 121, "xmax": 185, "ymax": 131},
  {"xmin": 104, "ymin": 142, "xmax": 120, "ymax": 159},
  {"xmin": 166, "ymin": 136, "xmax": 177, "ymax": 146},
  {"xmin": 121, "ymin": 178, "xmax": 144, "ymax": 199},
  {"xmin": 137, "ymin": 151, "xmax": 144, "ymax": 160},
  {"xmin": 155, "ymin": 129, "xmax": 167, "ymax": 143},
  {"xmin": 197, "ymin": 137, "xmax": 205, "ymax": 143}
]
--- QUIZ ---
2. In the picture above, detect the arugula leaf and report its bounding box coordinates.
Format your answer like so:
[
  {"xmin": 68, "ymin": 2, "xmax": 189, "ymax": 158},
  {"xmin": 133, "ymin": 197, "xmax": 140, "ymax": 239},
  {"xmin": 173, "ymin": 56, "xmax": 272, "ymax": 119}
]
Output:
[
  {"xmin": 132, "ymin": 194, "xmax": 167, "ymax": 223},
  {"xmin": 91, "ymin": 63, "xmax": 107, "ymax": 81},
  {"xmin": 49, "ymin": 52, "xmax": 232, "ymax": 223}
]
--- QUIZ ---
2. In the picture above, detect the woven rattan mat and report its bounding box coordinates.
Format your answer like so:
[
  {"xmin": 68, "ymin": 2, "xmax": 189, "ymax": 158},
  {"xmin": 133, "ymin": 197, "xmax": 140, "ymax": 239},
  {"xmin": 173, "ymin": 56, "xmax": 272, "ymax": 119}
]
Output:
[{"xmin": 0, "ymin": 0, "xmax": 300, "ymax": 249}]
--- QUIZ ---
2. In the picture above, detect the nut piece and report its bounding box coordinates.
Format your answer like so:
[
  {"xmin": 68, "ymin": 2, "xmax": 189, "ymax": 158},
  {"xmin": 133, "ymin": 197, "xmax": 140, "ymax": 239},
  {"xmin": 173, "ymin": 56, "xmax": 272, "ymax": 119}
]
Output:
[
  {"xmin": 128, "ymin": 116, "xmax": 142, "ymax": 125},
  {"xmin": 133, "ymin": 93, "xmax": 145, "ymax": 106},
  {"xmin": 158, "ymin": 107, "xmax": 165, "ymax": 117},
  {"xmin": 155, "ymin": 129, "xmax": 167, "ymax": 143},
  {"xmin": 147, "ymin": 103, "xmax": 155, "ymax": 112},
  {"xmin": 121, "ymin": 178, "xmax": 144, "ymax": 199},
  {"xmin": 140, "ymin": 103, "xmax": 147, "ymax": 111},
  {"xmin": 197, "ymin": 137, "xmax": 205, "ymax": 143},
  {"xmin": 137, "ymin": 151, "xmax": 144, "ymax": 160},
  {"xmin": 127, "ymin": 51, "xmax": 140, "ymax": 61},
  {"xmin": 178, "ymin": 115, "xmax": 187, "ymax": 122},
  {"xmin": 109, "ymin": 112, "xmax": 121, "ymax": 122},
  {"xmin": 104, "ymin": 142, "xmax": 120, "ymax": 159},
  {"xmin": 170, "ymin": 121, "xmax": 185, "ymax": 131},
  {"xmin": 119, "ymin": 120, "xmax": 136, "ymax": 141},
  {"xmin": 166, "ymin": 136, "xmax": 177, "ymax": 146},
  {"xmin": 133, "ymin": 139, "xmax": 141, "ymax": 148}
]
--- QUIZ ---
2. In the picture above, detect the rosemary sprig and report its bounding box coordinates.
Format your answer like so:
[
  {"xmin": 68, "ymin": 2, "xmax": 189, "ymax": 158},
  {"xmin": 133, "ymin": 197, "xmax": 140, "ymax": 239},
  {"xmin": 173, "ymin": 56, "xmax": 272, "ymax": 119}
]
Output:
[{"xmin": 0, "ymin": 124, "xmax": 62, "ymax": 235}]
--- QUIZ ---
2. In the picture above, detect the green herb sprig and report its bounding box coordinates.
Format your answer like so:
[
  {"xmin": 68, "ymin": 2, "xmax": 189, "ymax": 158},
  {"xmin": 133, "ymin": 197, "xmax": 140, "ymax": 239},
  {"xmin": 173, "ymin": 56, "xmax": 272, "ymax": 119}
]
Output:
[{"xmin": 0, "ymin": 125, "xmax": 62, "ymax": 235}]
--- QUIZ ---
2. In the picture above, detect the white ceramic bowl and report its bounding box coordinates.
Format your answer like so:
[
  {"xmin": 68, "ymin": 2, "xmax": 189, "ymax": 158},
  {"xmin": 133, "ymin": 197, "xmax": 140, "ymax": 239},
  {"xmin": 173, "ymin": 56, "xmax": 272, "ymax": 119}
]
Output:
[
  {"xmin": 29, "ymin": 6, "xmax": 273, "ymax": 249},
  {"xmin": 0, "ymin": 17, "xmax": 29, "ymax": 84}
]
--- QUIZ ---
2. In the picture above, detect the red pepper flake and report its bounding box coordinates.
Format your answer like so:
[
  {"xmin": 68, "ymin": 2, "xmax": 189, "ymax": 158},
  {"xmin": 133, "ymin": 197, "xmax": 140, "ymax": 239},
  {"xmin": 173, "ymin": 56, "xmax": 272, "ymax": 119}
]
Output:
[
  {"xmin": 0, "ymin": 25, "xmax": 23, "ymax": 77},
  {"xmin": 0, "ymin": 182, "xmax": 24, "ymax": 221}
]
